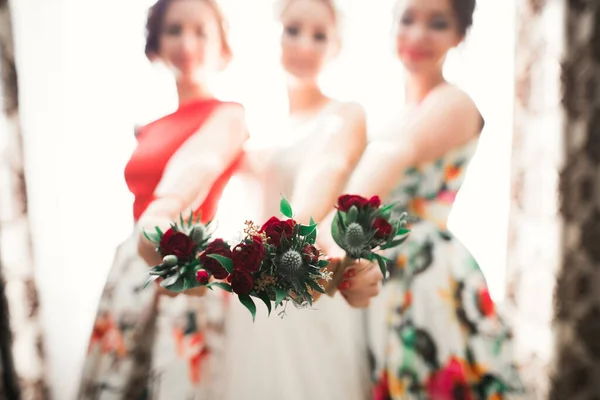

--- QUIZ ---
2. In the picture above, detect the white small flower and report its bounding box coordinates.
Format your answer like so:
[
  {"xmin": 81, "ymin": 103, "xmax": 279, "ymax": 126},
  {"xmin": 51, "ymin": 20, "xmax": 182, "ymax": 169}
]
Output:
[{"xmin": 320, "ymin": 268, "xmax": 334, "ymax": 282}]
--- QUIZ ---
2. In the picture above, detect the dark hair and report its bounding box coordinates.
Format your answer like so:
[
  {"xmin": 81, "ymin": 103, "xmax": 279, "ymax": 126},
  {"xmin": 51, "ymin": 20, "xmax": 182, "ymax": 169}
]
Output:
[
  {"xmin": 452, "ymin": 0, "xmax": 476, "ymax": 36},
  {"xmin": 144, "ymin": 0, "xmax": 232, "ymax": 62}
]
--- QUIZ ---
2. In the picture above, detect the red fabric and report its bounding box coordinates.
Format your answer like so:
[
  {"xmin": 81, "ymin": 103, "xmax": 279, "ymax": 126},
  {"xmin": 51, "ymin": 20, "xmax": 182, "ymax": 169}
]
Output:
[{"xmin": 125, "ymin": 98, "xmax": 241, "ymax": 223}]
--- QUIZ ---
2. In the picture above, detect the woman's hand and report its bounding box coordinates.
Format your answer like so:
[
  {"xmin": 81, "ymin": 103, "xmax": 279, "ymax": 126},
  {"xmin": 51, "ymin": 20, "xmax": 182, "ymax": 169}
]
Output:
[{"xmin": 336, "ymin": 258, "xmax": 382, "ymax": 308}]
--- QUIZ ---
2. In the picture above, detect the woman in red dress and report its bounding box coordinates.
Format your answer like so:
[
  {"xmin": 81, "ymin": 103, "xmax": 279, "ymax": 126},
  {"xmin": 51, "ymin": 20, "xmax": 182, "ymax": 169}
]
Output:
[{"xmin": 77, "ymin": 1, "xmax": 247, "ymax": 398}]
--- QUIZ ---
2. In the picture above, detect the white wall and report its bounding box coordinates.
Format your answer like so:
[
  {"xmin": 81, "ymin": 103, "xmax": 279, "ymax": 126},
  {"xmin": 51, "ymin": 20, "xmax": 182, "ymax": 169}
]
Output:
[{"xmin": 11, "ymin": 0, "xmax": 515, "ymax": 398}]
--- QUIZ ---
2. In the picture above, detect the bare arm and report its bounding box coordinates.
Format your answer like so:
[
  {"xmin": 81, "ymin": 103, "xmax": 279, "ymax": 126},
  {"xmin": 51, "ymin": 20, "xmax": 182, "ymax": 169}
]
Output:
[
  {"xmin": 292, "ymin": 102, "xmax": 367, "ymax": 225},
  {"xmin": 344, "ymin": 85, "xmax": 482, "ymax": 200},
  {"xmin": 318, "ymin": 87, "xmax": 481, "ymax": 255},
  {"xmin": 137, "ymin": 104, "xmax": 248, "ymax": 265}
]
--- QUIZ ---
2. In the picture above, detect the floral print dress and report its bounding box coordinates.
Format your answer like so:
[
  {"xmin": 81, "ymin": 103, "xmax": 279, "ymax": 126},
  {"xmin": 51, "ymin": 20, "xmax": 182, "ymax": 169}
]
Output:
[{"xmin": 373, "ymin": 138, "xmax": 525, "ymax": 400}]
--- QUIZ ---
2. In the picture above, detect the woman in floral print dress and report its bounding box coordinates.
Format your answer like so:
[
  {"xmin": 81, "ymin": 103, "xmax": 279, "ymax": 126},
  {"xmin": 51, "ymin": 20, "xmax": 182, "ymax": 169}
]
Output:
[{"xmin": 321, "ymin": 0, "xmax": 525, "ymax": 398}]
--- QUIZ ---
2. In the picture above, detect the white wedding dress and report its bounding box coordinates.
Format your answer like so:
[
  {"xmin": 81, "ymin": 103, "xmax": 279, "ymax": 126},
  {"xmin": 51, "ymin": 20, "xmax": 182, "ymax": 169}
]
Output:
[{"xmin": 209, "ymin": 101, "xmax": 372, "ymax": 400}]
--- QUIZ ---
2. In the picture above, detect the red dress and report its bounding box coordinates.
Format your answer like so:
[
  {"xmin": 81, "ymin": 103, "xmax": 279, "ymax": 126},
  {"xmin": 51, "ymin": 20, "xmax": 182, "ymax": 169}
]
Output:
[
  {"xmin": 125, "ymin": 98, "xmax": 240, "ymax": 223},
  {"xmin": 78, "ymin": 98, "xmax": 243, "ymax": 400}
]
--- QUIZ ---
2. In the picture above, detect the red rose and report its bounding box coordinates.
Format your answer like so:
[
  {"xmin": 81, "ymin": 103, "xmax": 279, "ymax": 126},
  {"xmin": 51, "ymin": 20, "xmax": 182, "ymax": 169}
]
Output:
[
  {"xmin": 302, "ymin": 244, "xmax": 320, "ymax": 264},
  {"xmin": 369, "ymin": 196, "xmax": 381, "ymax": 208},
  {"xmin": 228, "ymin": 268, "xmax": 254, "ymax": 295},
  {"xmin": 159, "ymin": 228, "xmax": 195, "ymax": 260},
  {"xmin": 260, "ymin": 217, "xmax": 296, "ymax": 246},
  {"xmin": 196, "ymin": 270, "xmax": 210, "ymax": 285},
  {"xmin": 373, "ymin": 217, "xmax": 393, "ymax": 239},
  {"xmin": 199, "ymin": 239, "xmax": 232, "ymax": 279},
  {"xmin": 337, "ymin": 194, "xmax": 370, "ymax": 212},
  {"xmin": 232, "ymin": 236, "xmax": 265, "ymax": 272}
]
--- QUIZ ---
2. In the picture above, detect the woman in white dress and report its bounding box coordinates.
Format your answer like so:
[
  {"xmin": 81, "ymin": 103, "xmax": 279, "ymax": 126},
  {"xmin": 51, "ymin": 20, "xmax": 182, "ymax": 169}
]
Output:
[{"xmin": 202, "ymin": 0, "xmax": 383, "ymax": 399}]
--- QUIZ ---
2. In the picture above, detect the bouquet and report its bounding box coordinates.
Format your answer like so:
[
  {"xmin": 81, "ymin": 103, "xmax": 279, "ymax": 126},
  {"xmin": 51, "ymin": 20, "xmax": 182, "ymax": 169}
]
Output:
[
  {"xmin": 143, "ymin": 197, "xmax": 332, "ymax": 320},
  {"xmin": 326, "ymin": 194, "xmax": 410, "ymax": 296},
  {"xmin": 144, "ymin": 211, "xmax": 230, "ymax": 293},
  {"xmin": 222, "ymin": 196, "xmax": 332, "ymax": 319}
]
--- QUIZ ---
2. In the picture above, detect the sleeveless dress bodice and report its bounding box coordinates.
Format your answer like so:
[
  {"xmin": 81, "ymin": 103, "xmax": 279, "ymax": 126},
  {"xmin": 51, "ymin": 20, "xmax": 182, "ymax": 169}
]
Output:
[{"xmin": 124, "ymin": 98, "xmax": 240, "ymax": 222}]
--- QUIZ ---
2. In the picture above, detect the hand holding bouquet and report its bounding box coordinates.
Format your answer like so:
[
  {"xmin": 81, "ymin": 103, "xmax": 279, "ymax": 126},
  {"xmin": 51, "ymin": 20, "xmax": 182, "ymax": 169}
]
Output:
[{"xmin": 326, "ymin": 194, "xmax": 410, "ymax": 296}]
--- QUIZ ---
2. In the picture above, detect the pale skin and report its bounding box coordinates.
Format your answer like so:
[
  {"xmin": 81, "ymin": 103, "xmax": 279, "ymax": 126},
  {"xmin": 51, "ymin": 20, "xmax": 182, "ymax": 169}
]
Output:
[
  {"xmin": 136, "ymin": 0, "xmax": 246, "ymax": 297},
  {"xmin": 319, "ymin": 0, "xmax": 483, "ymax": 306},
  {"xmin": 243, "ymin": 0, "xmax": 383, "ymax": 306}
]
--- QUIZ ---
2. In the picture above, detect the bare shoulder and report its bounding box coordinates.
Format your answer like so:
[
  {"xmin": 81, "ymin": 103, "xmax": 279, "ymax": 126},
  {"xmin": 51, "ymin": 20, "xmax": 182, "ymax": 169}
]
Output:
[
  {"xmin": 196, "ymin": 102, "xmax": 248, "ymax": 142},
  {"xmin": 211, "ymin": 102, "xmax": 246, "ymax": 120},
  {"xmin": 336, "ymin": 101, "xmax": 367, "ymax": 122},
  {"xmin": 426, "ymin": 85, "xmax": 481, "ymax": 120}
]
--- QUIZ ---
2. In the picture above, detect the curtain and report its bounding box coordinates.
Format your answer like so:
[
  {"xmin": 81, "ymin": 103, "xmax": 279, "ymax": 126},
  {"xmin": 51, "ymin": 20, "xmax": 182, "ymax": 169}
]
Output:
[
  {"xmin": 0, "ymin": 0, "xmax": 48, "ymax": 398},
  {"xmin": 508, "ymin": 0, "xmax": 566, "ymax": 397},
  {"xmin": 552, "ymin": 0, "xmax": 600, "ymax": 398}
]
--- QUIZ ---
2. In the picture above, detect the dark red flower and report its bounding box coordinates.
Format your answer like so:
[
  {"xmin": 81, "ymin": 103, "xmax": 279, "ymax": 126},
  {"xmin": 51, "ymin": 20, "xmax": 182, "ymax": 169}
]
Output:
[
  {"xmin": 369, "ymin": 196, "xmax": 381, "ymax": 208},
  {"xmin": 373, "ymin": 217, "xmax": 393, "ymax": 239},
  {"xmin": 159, "ymin": 228, "xmax": 195, "ymax": 260},
  {"xmin": 260, "ymin": 217, "xmax": 296, "ymax": 246},
  {"xmin": 228, "ymin": 268, "xmax": 254, "ymax": 295},
  {"xmin": 336, "ymin": 194, "xmax": 370, "ymax": 212},
  {"xmin": 199, "ymin": 239, "xmax": 232, "ymax": 279},
  {"xmin": 232, "ymin": 236, "xmax": 265, "ymax": 272},
  {"xmin": 302, "ymin": 244, "xmax": 320, "ymax": 264},
  {"xmin": 196, "ymin": 270, "xmax": 210, "ymax": 285}
]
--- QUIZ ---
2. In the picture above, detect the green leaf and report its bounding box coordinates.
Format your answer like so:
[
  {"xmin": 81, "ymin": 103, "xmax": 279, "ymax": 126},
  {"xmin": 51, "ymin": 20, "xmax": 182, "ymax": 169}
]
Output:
[
  {"xmin": 274, "ymin": 287, "xmax": 287, "ymax": 307},
  {"xmin": 331, "ymin": 213, "xmax": 345, "ymax": 249},
  {"xmin": 380, "ymin": 236, "xmax": 409, "ymax": 250},
  {"xmin": 207, "ymin": 282, "xmax": 233, "ymax": 292},
  {"xmin": 188, "ymin": 210, "xmax": 194, "ymax": 228},
  {"xmin": 257, "ymin": 291, "xmax": 272, "ymax": 316},
  {"xmin": 396, "ymin": 228, "xmax": 411, "ymax": 236},
  {"xmin": 299, "ymin": 223, "xmax": 317, "ymax": 237},
  {"xmin": 143, "ymin": 230, "xmax": 160, "ymax": 243},
  {"xmin": 206, "ymin": 254, "xmax": 233, "ymax": 274},
  {"xmin": 378, "ymin": 208, "xmax": 392, "ymax": 220},
  {"xmin": 306, "ymin": 217, "xmax": 318, "ymax": 244},
  {"xmin": 347, "ymin": 205, "xmax": 358, "ymax": 223},
  {"xmin": 317, "ymin": 259, "xmax": 329, "ymax": 268},
  {"xmin": 307, "ymin": 279, "xmax": 325, "ymax": 294},
  {"xmin": 148, "ymin": 268, "xmax": 170, "ymax": 276},
  {"xmin": 373, "ymin": 253, "xmax": 389, "ymax": 279},
  {"xmin": 144, "ymin": 275, "xmax": 160, "ymax": 289},
  {"xmin": 239, "ymin": 294, "xmax": 257, "ymax": 322},
  {"xmin": 280, "ymin": 195, "xmax": 294, "ymax": 218},
  {"xmin": 381, "ymin": 228, "xmax": 411, "ymax": 250},
  {"xmin": 161, "ymin": 270, "xmax": 181, "ymax": 287},
  {"xmin": 180, "ymin": 213, "xmax": 185, "ymax": 229},
  {"xmin": 378, "ymin": 203, "xmax": 395, "ymax": 216},
  {"xmin": 155, "ymin": 226, "xmax": 164, "ymax": 237},
  {"xmin": 161, "ymin": 272, "xmax": 186, "ymax": 292}
]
